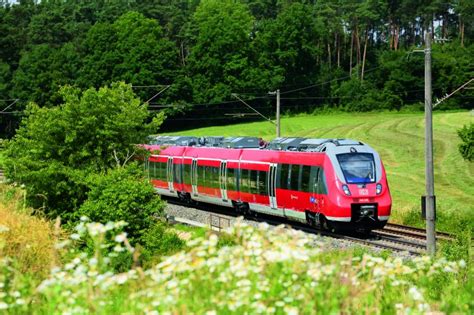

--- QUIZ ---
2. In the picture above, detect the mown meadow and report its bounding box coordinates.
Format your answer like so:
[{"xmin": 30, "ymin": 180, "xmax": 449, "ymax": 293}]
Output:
[{"xmin": 171, "ymin": 111, "xmax": 474, "ymax": 234}]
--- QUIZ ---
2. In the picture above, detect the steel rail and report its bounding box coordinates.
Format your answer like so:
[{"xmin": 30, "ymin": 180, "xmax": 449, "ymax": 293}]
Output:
[{"xmin": 382, "ymin": 223, "xmax": 454, "ymax": 241}]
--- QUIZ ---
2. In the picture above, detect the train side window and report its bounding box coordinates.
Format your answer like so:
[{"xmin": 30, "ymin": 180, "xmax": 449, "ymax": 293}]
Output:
[
  {"xmin": 206, "ymin": 166, "xmax": 212, "ymax": 187},
  {"xmin": 318, "ymin": 169, "xmax": 328, "ymax": 194},
  {"xmin": 309, "ymin": 166, "xmax": 319, "ymax": 193},
  {"xmin": 209, "ymin": 166, "xmax": 214, "ymax": 188},
  {"xmin": 236, "ymin": 168, "xmax": 241, "ymax": 192},
  {"xmin": 257, "ymin": 171, "xmax": 268, "ymax": 195},
  {"xmin": 249, "ymin": 170, "xmax": 258, "ymax": 194},
  {"xmin": 148, "ymin": 161, "xmax": 154, "ymax": 179},
  {"xmin": 154, "ymin": 162, "xmax": 158, "ymax": 179},
  {"xmin": 227, "ymin": 168, "xmax": 235, "ymax": 191},
  {"xmin": 160, "ymin": 161, "xmax": 167, "ymax": 181},
  {"xmin": 183, "ymin": 164, "xmax": 191, "ymax": 185},
  {"xmin": 239, "ymin": 169, "xmax": 245, "ymax": 192},
  {"xmin": 240, "ymin": 169, "xmax": 250, "ymax": 193},
  {"xmin": 156, "ymin": 162, "xmax": 161, "ymax": 180},
  {"xmin": 212, "ymin": 166, "xmax": 219, "ymax": 188},
  {"xmin": 278, "ymin": 164, "xmax": 290, "ymax": 189},
  {"xmin": 173, "ymin": 163, "xmax": 181, "ymax": 184},
  {"xmin": 301, "ymin": 166, "xmax": 311, "ymax": 192},
  {"xmin": 205, "ymin": 166, "xmax": 210, "ymax": 187},
  {"xmin": 197, "ymin": 165, "xmax": 204, "ymax": 187},
  {"xmin": 155, "ymin": 162, "xmax": 161, "ymax": 180},
  {"xmin": 289, "ymin": 164, "xmax": 299, "ymax": 190}
]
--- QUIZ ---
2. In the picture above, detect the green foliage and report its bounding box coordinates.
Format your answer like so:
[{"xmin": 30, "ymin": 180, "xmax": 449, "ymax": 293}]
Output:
[
  {"xmin": 78, "ymin": 164, "xmax": 164, "ymax": 242},
  {"xmin": 186, "ymin": 0, "xmax": 264, "ymax": 103},
  {"xmin": 257, "ymin": 2, "xmax": 321, "ymax": 86},
  {"xmin": 79, "ymin": 11, "xmax": 180, "ymax": 102},
  {"xmin": 140, "ymin": 223, "xmax": 185, "ymax": 267},
  {"xmin": 1, "ymin": 0, "xmax": 474, "ymax": 136},
  {"xmin": 11, "ymin": 43, "xmax": 81, "ymax": 106},
  {"xmin": 458, "ymin": 123, "xmax": 474, "ymax": 162},
  {"xmin": 3, "ymin": 82, "xmax": 163, "ymax": 218}
]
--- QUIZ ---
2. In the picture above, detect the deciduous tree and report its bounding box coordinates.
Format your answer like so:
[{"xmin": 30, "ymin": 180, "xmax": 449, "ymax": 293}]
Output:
[{"xmin": 3, "ymin": 82, "xmax": 164, "ymax": 219}]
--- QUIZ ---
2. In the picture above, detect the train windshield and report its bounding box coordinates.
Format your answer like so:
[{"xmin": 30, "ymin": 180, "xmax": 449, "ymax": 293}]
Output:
[{"xmin": 336, "ymin": 153, "xmax": 376, "ymax": 184}]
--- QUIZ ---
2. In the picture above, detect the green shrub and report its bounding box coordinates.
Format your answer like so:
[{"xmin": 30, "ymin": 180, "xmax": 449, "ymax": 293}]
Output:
[
  {"xmin": 77, "ymin": 163, "xmax": 165, "ymax": 242},
  {"xmin": 2, "ymin": 83, "xmax": 164, "ymax": 219},
  {"xmin": 140, "ymin": 223, "xmax": 185, "ymax": 268},
  {"xmin": 458, "ymin": 123, "xmax": 473, "ymax": 162}
]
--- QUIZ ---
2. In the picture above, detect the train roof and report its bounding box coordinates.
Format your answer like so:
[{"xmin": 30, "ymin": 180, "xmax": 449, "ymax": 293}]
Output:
[{"xmin": 147, "ymin": 135, "xmax": 366, "ymax": 153}]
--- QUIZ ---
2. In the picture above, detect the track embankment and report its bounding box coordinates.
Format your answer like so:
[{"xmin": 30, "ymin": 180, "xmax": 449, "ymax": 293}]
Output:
[{"xmin": 164, "ymin": 199, "xmax": 447, "ymax": 257}]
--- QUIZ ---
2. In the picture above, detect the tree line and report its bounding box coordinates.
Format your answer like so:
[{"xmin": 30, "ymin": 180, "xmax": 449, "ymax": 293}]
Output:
[{"xmin": 1, "ymin": 0, "xmax": 473, "ymax": 136}]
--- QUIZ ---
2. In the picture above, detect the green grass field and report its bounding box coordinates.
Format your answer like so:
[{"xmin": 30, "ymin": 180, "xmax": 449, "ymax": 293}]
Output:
[{"xmin": 170, "ymin": 111, "xmax": 474, "ymax": 231}]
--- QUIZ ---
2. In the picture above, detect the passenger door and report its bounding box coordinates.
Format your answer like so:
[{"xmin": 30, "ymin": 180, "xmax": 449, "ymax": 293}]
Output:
[
  {"xmin": 219, "ymin": 161, "xmax": 228, "ymax": 201},
  {"xmin": 167, "ymin": 157, "xmax": 174, "ymax": 192},
  {"xmin": 310, "ymin": 167, "xmax": 320, "ymax": 212},
  {"xmin": 191, "ymin": 158, "xmax": 198, "ymax": 196},
  {"xmin": 268, "ymin": 163, "xmax": 278, "ymax": 209}
]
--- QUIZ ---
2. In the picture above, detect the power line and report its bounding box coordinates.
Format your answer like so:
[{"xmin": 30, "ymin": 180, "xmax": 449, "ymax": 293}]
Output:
[
  {"xmin": 434, "ymin": 78, "xmax": 474, "ymax": 108},
  {"xmin": 0, "ymin": 99, "xmax": 19, "ymax": 113},
  {"xmin": 144, "ymin": 85, "xmax": 171, "ymax": 104},
  {"xmin": 279, "ymin": 66, "xmax": 382, "ymax": 95}
]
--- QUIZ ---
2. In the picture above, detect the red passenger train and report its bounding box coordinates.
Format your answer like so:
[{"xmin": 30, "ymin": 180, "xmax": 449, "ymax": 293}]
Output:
[{"xmin": 144, "ymin": 136, "xmax": 391, "ymax": 232}]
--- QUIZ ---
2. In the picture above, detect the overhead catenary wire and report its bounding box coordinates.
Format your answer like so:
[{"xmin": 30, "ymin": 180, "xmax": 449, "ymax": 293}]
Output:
[
  {"xmin": 433, "ymin": 78, "xmax": 474, "ymax": 108},
  {"xmin": 0, "ymin": 99, "xmax": 19, "ymax": 113}
]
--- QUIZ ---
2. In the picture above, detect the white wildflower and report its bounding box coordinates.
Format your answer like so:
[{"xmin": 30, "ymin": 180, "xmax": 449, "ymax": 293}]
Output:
[
  {"xmin": 70, "ymin": 233, "xmax": 81, "ymax": 240},
  {"xmin": 418, "ymin": 303, "xmax": 430, "ymax": 312},
  {"xmin": 115, "ymin": 274, "xmax": 128, "ymax": 285},
  {"xmin": 284, "ymin": 306, "xmax": 299, "ymax": 315},
  {"xmin": 15, "ymin": 299, "xmax": 26, "ymax": 305},
  {"xmin": 443, "ymin": 265, "xmax": 454, "ymax": 273},
  {"xmin": 113, "ymin": 245, "xmax": 125, "ymax": 252},
  {"xmin": 395, "ymin": 303, "xmax": 404, "ymax": 309},
  {"xmin": 0, "ymin": 225, "xmax": 10, "ymax": 233},
  {"xmin": 114, "ymin": 233, "xmax": 127, "ymax": 243},
  {"xmin": 0, "ymin": 302, "xmax": 8, "ymax": 310},
  {"xmin": 89, "ymin": 257, "xmax": 98, "ymax": 267},
  {"xmin": 236, "ymin": 279, "xmax": 252, "ymax": 288},
  {"xmin": 54, "ymin": 240, "xmax": 71, "ymax": 249},
  {"xmin": 408, "ymin": 287, "xmax": 423, "ymax": 301}
]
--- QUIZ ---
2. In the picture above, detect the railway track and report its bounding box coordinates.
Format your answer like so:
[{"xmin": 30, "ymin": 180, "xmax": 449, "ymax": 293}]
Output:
[
  {"xmin": 376, "ymin": 222, "xmax": 454, "ymax": 241},
  {"xmin": 164, "ymin": 197, "xmax": 446, "ymax": 256}
]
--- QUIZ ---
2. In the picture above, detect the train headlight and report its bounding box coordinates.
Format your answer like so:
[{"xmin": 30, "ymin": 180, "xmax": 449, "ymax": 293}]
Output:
[
  {"xmin": 376, "ymin": 183, "xmax": 382, "ymax": 195},
  {"xmin": 342, "ymin": 184, "xmax": 351, "ymax": 196}
]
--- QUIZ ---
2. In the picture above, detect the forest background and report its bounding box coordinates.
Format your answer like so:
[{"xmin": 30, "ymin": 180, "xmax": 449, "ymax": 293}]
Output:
[{"xmin": 0, "ymin": 0, "xmax": 473, "ymax": 137}]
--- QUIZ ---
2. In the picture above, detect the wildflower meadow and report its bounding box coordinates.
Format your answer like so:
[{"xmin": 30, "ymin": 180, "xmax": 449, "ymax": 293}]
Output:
[{"xmin": 0, "ymin": 216, "xmax": 472, "ymax": 314}]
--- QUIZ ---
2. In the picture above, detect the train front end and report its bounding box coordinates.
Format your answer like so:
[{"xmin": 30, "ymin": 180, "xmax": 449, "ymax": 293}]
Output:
[{"xmin": 323, "ymin": 140, "xmax": 391, "ymax": 231}]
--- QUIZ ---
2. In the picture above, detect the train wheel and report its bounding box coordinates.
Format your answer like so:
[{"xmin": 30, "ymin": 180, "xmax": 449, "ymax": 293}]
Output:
[
  {"xmin": 240, "ymin": 203, "xmax": 251, "ymax": 218},
  {"xmin": 233, "ymin": 201, "xmax": 249, "ymax": 217},
  {"xmin": 305, "ymin": 211, "xmax": 317, "ymax": 228},
  {"xmin": 321, "ymin": 216, "xmax": 336, "ymax": 233}
]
